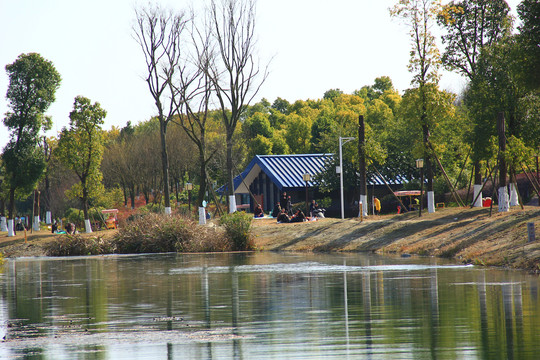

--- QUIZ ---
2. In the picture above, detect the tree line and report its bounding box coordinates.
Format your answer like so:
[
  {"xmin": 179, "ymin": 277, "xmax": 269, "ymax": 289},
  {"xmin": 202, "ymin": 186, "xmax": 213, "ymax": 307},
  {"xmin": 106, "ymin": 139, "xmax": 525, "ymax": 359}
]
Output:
[{"xmin": 1, "ymin": 0, "xmax": 539, "ymax": 235}]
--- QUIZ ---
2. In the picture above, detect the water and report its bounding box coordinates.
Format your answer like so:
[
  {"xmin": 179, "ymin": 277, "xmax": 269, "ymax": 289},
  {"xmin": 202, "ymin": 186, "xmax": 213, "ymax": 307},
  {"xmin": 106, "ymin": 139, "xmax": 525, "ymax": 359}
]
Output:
[{"xmin": 0, "ymin": 252, "xmax": 539, "ymax": 359}]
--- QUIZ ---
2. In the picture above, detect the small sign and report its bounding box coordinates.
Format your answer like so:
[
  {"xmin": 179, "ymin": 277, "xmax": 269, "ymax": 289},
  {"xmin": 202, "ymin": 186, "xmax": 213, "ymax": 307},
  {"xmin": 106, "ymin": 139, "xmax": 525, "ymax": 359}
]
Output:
[
  {"xmin": 336, "ymin": 166, "xmax": 341, "ymax": 174},
  {"xmin": 528, "ymin": 223, "xmax": 535, "ymax": 243}
]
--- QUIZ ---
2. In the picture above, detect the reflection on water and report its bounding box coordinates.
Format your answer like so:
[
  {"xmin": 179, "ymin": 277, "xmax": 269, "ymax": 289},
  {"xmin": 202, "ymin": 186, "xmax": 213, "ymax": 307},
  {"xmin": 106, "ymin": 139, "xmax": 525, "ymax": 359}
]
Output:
[{"xmin": 0, "ymin": 252, "xmax": 538, "ymax": 359}]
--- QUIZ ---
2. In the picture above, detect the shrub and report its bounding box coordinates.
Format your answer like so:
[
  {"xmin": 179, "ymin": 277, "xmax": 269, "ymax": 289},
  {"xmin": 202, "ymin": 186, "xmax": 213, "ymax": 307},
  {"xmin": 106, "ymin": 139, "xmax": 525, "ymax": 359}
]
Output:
[
  {"xmin": 45, "ymin": 212, "xmax": 242, "ymax": 256},
  {"xmin": 317, "ymin": 197, "xmax": 332, "ymax": 209},
  {"xmin": 46, "ymin": 235, "xmax": 114, "ymax": 256},
  {"xmin": 113, "ymin": 213, "xmax": 230, "ymax": 253},
  {"xmin": 219, "ymin": 211, "xmax": 254, "ymax": 251},
  {"xmin": 113, "ymin": 213, "xmax": 190, "ymax": 253},
  {"xmin": 64, "ymin": 208, "xmax": 84, "ymax": 229}
]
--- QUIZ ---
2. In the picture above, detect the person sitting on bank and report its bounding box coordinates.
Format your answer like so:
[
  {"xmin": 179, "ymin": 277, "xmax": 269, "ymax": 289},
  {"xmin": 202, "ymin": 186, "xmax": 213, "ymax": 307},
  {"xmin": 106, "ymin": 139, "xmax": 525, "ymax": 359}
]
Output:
[
  {"xmin": 312, "ymin": 203, "xmax": 326, "ymax": 218},
  {"xmin": 290, "ymin": 209, "xmax": 306, "ymax": 223},
  {"xmin": 15, "ymin": 218, "xmax": 24, "ymax": 232},
  {"xmin": 254, "ymin": 204, "xmax": 264, "ymax": 218},
  {"xmin": 65, "ymin": 222, "xmax": 76, "ymax": 235},
  {"xmin": 277, "ymin": 208, "xmax": 290, "ymax": 223},
  {"xmin": 272, "ymin": 204, "xmax": 281, "ymax": 218}
]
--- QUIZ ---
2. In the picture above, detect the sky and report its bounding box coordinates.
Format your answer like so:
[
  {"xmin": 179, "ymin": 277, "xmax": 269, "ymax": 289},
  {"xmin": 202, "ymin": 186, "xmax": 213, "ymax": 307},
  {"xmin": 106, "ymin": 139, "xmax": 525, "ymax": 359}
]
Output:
[{"xmin": 0, "ymin": 0, "xmax": 522, "ymax": 149}]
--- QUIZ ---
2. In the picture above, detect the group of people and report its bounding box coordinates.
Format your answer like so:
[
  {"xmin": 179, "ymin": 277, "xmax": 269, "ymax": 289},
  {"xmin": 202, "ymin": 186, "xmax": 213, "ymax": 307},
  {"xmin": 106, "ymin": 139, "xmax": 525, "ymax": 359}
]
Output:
[
  {"xmin": 271, "ymin": 192, "xmax": 326, "ymax": 223},
  {"xmin": 276, "ymin": 207, "xmax": 306, "ymax": 223},
  {"xmin": 51, "ymin": 219, "xmax": 76, "ymax": 234}
]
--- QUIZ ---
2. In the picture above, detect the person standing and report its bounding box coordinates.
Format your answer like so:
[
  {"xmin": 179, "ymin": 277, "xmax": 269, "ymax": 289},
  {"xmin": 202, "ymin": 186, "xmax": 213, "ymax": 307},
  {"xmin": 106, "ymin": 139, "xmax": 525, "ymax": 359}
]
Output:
[
  {"xmin": 280, "ymin": 192, "xmax": 288, "ymax": 210},
  {"xmin": 286, "ymin": 196, "xmax": 293, "ymax": 216},
  {"xmin": 309, "ymin": 200, "xmax": 316, "ymax": 217},
  {"xmin": 374, "ymin": 197, "xmax": 381, "ymax": 215}
]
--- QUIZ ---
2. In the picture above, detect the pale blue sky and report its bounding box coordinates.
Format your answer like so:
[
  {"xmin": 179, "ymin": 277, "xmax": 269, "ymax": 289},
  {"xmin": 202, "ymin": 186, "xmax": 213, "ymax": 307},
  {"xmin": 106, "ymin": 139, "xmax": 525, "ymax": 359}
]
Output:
[{"xmin": 0, "ymin": 0, "xmax": 522, "ymax": 148}]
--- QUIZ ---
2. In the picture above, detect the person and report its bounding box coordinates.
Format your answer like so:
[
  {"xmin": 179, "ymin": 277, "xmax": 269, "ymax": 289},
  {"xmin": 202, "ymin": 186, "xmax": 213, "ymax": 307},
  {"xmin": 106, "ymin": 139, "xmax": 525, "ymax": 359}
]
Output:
[
  {"xmin": 309, "ymin": 200, "xmax": 316, "ymax": 217},
  {"xmin": 51, "ymin": 219, "xmax": 58, "ymax": 233},
  {"xmin": 290, "ymin": 209, "xmax": 306, "ymax": 223},
  {"xmin": 286, "ymin": 196, "xmax": 293, "ymax": 216},
  {"xmin": 276, "ymin": 208, "xmax": 290, "ymax": 223},
  {"xmin": 15, "ymin": 218, "xmax": 24, "ymax": 232},
  {"xmin": 253, "ymin": 204, "xmax": 264, "ymax": 218},
  {"xmin": 65, "ymin": 222, "xmax": 76, "ymax": 235},
  {"xmin": 374, "ymin": 197, "xmax": 381, "ymax": 215},
  {"xmin": 280, "ymin": 192, "xmax": 288, "ymax": 210},
  {"xmin": 272, "ymin": 204, "xmax": 281, "ymax": 218},
  {"xmin": 312, "ymin": 204, "xmax": 326, "ymax": 218}
]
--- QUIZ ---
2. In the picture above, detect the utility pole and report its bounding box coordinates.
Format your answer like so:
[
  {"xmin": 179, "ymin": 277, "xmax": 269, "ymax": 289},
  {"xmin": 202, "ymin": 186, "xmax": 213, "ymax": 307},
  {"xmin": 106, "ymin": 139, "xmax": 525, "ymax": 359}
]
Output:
[{"xmin": 358, "ymin": 115, "xmax": 367, "ymax": 217}]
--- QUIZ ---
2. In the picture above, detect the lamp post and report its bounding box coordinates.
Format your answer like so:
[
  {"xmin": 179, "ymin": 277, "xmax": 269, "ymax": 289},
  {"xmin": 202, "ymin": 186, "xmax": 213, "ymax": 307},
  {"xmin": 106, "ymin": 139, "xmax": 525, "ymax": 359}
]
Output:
[
  {"xmin": 416, "ymin": 159, "xmax": 424, "ymax": 217},
  {"xmin": 186, "ymin": 183, "xmax": 193, "ymax": 211},
  {"xmin": 303, "ymin": 173, "xmax": 311, "ymax": 216},
  {"xmin": 338, "ymin": 137, "xmax": 355, "ymax": 219}
]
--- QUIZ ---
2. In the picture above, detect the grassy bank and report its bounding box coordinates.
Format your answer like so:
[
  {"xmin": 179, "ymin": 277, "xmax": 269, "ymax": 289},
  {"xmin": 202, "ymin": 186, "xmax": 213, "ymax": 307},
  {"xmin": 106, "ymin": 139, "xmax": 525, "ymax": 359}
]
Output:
[
  {"xmin": 0, "ymin": 212, "xmax": 254, "ymax": 257},
  {"xmin": 1, "ymin": 206, "xmax": 539, "ymax": 272},
  {"xmin": 251, "ymin": 206, "xmax": 540, "ymax": 272}
]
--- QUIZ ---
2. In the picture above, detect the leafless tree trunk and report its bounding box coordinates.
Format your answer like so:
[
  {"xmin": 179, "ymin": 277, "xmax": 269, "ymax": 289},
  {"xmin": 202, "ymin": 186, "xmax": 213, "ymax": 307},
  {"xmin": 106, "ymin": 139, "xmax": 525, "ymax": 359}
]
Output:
[
  {"xmin": 171, "ymin": 15, "xmax": 215, "ymax": 209},
  {"xmin": 207, "ymin": 0, "xmax": 268, "ymax": 205},
  {"xmin": 133, "ymin": 5, "xmax": 188, "ymax": 214}
]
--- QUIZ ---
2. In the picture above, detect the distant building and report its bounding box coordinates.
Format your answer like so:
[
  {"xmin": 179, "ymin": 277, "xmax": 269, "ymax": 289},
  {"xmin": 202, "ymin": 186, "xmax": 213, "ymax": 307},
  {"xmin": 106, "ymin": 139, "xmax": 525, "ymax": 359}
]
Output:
[
  {"xmin": 223, "ymin": 154, "xmax": 407, "ymax": 215},
  {"xmin": 224, "ymin": 154, "xmax": 330, "ymax": 213}
]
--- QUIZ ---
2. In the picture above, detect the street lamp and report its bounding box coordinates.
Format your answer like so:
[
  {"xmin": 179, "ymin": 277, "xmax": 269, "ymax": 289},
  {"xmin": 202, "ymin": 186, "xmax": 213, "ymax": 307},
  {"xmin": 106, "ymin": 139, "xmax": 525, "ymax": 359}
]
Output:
[
  {"xmin": 303, "ymin": 173, "xmax": 311, "ymax": 216},
  {"xmin": 338, "ymin": 137, "xmax": 355, "ymax": 219},
  {"xmin": 416, "ymin": 159, "xmax": 424, "ymax": 217},
  {"xmin": 186, "ymin": 183, "xmax": 193, "ymax": 211}
]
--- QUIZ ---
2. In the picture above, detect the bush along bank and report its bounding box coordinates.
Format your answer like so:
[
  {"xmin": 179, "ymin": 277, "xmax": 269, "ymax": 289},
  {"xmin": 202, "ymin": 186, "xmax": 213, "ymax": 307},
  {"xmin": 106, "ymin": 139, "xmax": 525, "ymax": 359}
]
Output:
[{"xmin": 45, "ymin": 212, "xmax": 254, "ymax": 256}]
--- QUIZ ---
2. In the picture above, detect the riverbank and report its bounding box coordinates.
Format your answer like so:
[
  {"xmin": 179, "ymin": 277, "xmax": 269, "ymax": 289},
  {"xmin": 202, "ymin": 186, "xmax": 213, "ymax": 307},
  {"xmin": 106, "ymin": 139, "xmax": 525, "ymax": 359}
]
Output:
[
  {"xmin": 0, "ymin": 230, "xmax": 118, "ymax": 258},
  {"xmin": 252, "ymin": 206, "xmax": 540, "ymax": 272},
  {"xmin": 0, "ymin": 206, "xmax": 539, "ymax": 272}
]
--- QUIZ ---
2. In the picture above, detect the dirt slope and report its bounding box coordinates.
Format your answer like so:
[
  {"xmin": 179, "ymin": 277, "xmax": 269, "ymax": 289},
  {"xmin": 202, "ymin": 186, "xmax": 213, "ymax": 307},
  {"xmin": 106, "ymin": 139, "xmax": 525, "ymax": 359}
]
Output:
[{"xmin": 252, "ymin": 206, "xmax": 540, "ymax": 271}]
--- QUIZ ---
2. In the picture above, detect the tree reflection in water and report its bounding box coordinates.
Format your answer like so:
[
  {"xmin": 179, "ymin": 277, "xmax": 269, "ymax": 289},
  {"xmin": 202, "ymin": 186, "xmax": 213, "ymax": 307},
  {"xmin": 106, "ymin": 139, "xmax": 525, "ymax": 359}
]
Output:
[{"xmin": 0, "ymin": 253, "xmax": 538, "ymax": 360}]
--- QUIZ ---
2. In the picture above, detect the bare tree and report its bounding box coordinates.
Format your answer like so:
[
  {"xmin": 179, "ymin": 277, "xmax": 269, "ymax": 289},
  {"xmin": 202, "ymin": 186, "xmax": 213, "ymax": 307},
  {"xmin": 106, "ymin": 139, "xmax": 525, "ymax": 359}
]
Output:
[
  {"xmin": 171, "ymin": 12, "xmax": 217, "ymax": 211},
  {"xmin": 207, "ymin": 0, "xmax": 268, "ymax": 209},
  {"xmin": 133, "ymin": 5, "xmax": 188, "ymax": 214}
]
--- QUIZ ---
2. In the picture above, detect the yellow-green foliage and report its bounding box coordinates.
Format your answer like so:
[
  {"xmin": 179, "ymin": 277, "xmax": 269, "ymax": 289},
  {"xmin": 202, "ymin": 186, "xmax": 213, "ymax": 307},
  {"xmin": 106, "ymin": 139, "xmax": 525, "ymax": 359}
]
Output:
[{"xmin": 219, "ymin": 211, "xmax": 254, "ymax": 251}]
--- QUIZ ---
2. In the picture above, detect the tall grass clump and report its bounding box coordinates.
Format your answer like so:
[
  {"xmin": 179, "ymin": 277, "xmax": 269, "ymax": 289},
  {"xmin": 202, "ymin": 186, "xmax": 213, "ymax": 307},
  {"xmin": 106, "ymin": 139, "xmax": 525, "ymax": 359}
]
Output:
[
  {"xmin": 45, "ymin": 212, "xmax": 249, "ymax": 256},
  {"xmin": 113, "ymin": 213, "xmax": 230, "ymax": 253},
  {"xmin": 46, "ymin": 235, "xmax": 114, "ymax": 256},
  {"xmin": 219, "ymin": 211, "xmax": 254, "ymax": 251},
  {"xmin": 113, "ymin": 213, "xmax": 192, "ymax": 253}
]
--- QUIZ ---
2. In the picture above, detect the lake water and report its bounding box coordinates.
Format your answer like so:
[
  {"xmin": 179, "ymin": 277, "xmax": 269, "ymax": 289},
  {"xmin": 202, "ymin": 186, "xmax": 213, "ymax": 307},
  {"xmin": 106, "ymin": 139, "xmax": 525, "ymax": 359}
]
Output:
[{"xmin": 0, "ymin": 252, "xmax": 539, "ymax": 359}]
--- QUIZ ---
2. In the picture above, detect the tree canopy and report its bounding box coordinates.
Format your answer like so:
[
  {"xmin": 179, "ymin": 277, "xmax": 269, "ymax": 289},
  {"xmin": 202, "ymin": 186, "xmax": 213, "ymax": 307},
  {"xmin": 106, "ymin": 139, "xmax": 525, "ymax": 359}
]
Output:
[{"xmin": 2, "ymin": 53, "xmax": 61, "ymax": 222}]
